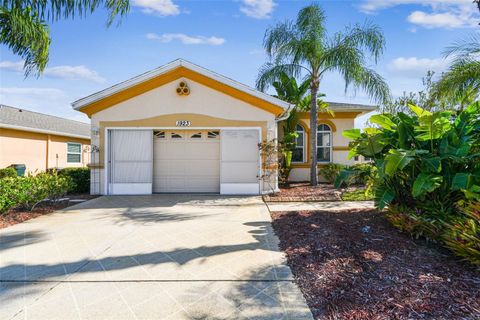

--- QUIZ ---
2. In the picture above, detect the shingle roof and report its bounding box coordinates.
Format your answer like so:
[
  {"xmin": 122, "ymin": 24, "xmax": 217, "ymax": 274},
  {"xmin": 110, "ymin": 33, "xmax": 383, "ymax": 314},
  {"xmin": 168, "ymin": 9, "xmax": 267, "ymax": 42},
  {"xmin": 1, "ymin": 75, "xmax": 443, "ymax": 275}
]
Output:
[
  {"xmin": 0, "ymin": 105, "xmax": 90, "ymax": 139},
  {"xmin": 325, "ymin": 101, "xmax": 377, "ymax": 112}
]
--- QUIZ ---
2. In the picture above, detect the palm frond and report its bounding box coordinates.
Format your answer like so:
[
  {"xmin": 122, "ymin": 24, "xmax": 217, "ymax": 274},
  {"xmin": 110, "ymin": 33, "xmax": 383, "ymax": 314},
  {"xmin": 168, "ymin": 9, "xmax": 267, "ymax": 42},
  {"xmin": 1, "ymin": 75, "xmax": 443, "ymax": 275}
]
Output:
[
  {"xmin": 0, "ymin": 6, "xmax": 50, "ymax": 76},
  {"xmin": 296, "ymin": 4, "xmax": 326, "ymax": 50},
  {"xmin": 256, "ymin": 63, "xmax": 308, "ymax": 92},
  {"xmin": 340, "ymin": 20, "xmax": 386, "ymax": 63},
  {"xmin": 443, "ymin": 34, "xmax": 480, "ymax": 60},
  {"xmin": 341, "ymin": 65, "xmax": 391, "ymax": 105},
  {"xmin": 431, "ymin": 60, "xmax": 480, "ymax": 106},
  {"xmin": 263, "ymin": 20, "xmax": 298, "ymax": 59},
  {"xmin": 3, "ymin": 0, "xmax": 130, "ymax": 26}
]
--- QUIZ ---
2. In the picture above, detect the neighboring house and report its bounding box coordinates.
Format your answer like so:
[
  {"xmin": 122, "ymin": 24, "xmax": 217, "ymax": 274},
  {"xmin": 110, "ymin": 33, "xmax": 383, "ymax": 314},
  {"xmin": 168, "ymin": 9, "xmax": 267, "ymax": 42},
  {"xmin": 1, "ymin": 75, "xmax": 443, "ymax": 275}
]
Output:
[
  {"xmin": 0, "ymin": 105, "xmax": 91, "ymax": 174},
  {"xmin": 72, "ymin": 59, "xmax": 373, "ymax": 195}
]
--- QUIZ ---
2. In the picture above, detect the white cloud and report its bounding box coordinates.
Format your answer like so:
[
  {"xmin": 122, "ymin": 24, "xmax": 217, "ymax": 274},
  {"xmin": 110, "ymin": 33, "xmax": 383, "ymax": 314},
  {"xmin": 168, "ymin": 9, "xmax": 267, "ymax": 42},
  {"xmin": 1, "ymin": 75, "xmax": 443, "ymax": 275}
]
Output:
[
  {"xmin": 240, "ymin": 0, "xmax": 276, "ymax": 19},
  {"xmin": 0, "ymin": 61, "xmax": 106, "ymax": 83},
  {"xmin": 360, "ymin": 0, "xmax": 474, "ymax": 13},
  {"xmin": 44, "ymin": 66, "xmax": 105, "ymax": 83},
  {"xmin": 132, "ymin": 0, "xmax": 180, "ymax": 16},
  {"xmin": 407, "ymin": 10, "xmax": 474, "ymax": 28},
  {"xmin": 0, "ymin": 60, "xmax": 24, "ymax": 72},
  {"xmin": 389, "ymin": 56, "xmax": 450, "ymax": 76},
  {"xmin": 146, "ymin": 33, "xmax": 225, "ymax": 45},
  {"xmin": 359, "ymin": 0, "xmax": 478, "ymax": 29}
]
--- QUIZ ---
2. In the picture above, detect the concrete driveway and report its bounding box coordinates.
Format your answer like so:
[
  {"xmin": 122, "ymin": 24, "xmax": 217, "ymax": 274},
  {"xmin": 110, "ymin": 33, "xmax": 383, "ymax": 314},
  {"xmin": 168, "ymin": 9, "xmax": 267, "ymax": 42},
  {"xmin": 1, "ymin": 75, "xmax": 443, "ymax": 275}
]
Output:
[{"xmin": 0, "ymin": 195, "xmax": 312, "ymax": 320}]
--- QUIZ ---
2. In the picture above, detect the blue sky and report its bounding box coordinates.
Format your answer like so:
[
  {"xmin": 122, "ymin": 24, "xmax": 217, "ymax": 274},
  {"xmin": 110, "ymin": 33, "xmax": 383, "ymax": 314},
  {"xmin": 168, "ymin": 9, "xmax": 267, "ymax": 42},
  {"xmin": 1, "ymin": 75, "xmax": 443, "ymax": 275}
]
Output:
[{"xmin": 1, "ymin": 0, "xmax": 479, "ymax": 125}]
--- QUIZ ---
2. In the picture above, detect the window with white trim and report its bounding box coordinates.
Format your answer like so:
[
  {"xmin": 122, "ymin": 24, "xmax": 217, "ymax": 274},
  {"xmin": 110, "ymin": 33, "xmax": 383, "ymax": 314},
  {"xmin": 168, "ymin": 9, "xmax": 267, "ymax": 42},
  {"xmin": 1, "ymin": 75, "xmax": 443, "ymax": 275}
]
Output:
[
  {"xmin": 67, "ymin": 142, "xmax": 82, "ymax": 163},
  {"xmin": 292, "ymin": 124, "xmax": 305, "ymax": 163},
  {"xmin": 317, "ymin": 124, "xmax": 332, "ymax": 162}
]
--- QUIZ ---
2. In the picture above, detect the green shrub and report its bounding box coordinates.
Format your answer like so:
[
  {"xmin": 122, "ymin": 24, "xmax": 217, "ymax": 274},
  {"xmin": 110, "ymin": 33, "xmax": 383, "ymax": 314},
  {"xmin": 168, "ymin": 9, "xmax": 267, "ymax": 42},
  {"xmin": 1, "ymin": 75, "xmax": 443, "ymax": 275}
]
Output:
[
  {"xmin": 385, "ymin": 205, "xmax": 443, "ymax": 240},
  {"xmin": 0, "ymin": 167, "xmax": 17, "ymax": 179},
  {"xmin": 0, "ymin": 172, "xmax": 73, "ymax": 213},
  {"xmin": 0, "ymin": 177, "xmax": 19, "ymax": 213},
  {"xmin": 341, "ymin": 188, "xmax": 374, "ymax": 201},
  {"xmin": 59, "ymin": 167, "xmax": 90, "ymax": 193},
  {"xmin": 347, "ymin": 163, "xmax": 376, "ymax": 185},
  {"xmin": 336, "ymin": 101, "xmax": 480, "ymax": 265},
  {"xmin": 319, "ymin": 163, "xmax": 346, "ymax": 184},
  {"xmin": 441, "ymin": 202, "xmax": 480, "ymax": 265}
]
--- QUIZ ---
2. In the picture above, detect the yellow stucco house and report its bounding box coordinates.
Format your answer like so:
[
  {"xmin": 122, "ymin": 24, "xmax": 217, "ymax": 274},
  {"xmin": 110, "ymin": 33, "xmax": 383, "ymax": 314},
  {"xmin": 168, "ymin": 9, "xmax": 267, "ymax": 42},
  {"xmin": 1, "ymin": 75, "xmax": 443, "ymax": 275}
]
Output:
[
  {"xmin": 72, "ymin": 59, "xmax": 374, "ymax": 195},
  {"xmin": 0, "ymin": 105, "xmax": 90, "ymax": 174}
]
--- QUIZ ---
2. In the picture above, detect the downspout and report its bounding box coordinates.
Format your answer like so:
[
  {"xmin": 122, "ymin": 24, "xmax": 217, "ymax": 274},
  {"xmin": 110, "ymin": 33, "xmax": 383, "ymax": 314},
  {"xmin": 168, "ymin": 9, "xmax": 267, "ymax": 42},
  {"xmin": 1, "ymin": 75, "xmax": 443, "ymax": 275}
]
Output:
[
  {"xmin": 275, "ymin": 104, "xmax": 295, "ymax": 122},
  {"xmin": 46, "ymin": 134, "xmax": 51, "ymax": 171}
]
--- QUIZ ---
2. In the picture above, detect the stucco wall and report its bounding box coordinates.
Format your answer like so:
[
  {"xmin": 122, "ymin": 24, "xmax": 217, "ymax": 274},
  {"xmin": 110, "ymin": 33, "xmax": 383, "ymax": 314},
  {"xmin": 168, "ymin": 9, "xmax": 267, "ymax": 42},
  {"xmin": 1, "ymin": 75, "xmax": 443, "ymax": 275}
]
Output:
[
  {"xmin": 0, "ymin": 128, "xmax": 90, "ymax": 174},
  {"xmin": 88, "ymin": 77, "xmax": 278, "ymax": 194},
  {"xmin": 278, "ymin": 114, "xmax": 358, "ymax": 182}
]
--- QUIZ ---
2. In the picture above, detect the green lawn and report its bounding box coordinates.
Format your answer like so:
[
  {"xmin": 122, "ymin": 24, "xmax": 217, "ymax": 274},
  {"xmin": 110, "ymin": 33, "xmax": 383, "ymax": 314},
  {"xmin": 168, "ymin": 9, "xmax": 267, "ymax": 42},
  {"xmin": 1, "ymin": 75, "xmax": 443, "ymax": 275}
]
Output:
[{"xmin": 341, "ymin": 188, "xmax": 374, "ymax": 201}]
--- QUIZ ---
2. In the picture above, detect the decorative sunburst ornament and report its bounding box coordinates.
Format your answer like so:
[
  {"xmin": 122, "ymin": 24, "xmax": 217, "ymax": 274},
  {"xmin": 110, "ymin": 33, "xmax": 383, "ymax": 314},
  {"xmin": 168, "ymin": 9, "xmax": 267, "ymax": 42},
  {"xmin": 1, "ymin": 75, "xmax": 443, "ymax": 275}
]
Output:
[{"xmin": 176, "ymin": 81, "xmax": 190, "ymax": 96}]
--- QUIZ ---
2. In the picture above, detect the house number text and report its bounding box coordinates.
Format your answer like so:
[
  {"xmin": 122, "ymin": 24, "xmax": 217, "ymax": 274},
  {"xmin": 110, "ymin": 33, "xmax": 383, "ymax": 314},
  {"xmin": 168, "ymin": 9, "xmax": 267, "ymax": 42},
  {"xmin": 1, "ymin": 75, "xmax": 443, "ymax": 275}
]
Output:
[{"xmin": 176, "ymin": 120, "xmax": 191, "ymax": 127}]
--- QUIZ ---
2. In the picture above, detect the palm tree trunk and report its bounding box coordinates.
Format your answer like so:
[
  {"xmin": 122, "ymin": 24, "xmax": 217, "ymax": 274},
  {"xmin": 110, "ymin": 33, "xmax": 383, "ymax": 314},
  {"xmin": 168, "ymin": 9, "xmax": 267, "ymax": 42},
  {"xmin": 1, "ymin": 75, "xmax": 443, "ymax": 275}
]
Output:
[{"xmin": 310, "ymin": 82, "xmax": 319, "ymax": 186}]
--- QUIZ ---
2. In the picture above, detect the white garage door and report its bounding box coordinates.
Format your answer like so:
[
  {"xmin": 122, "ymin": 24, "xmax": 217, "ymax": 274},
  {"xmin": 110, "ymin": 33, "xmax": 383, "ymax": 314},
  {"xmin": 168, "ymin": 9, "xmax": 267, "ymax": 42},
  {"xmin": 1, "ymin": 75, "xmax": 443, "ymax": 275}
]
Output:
[
  {"xmin": 153, "ymin": 130, "xmax": 220, "ymax": 193},
  {"xmin": 220, "ymin": 129, "xmax": 260, "ymax": 195},
  {"xmin": 108, "ymin": 129, "xmax": 153, "ymax": 195}
]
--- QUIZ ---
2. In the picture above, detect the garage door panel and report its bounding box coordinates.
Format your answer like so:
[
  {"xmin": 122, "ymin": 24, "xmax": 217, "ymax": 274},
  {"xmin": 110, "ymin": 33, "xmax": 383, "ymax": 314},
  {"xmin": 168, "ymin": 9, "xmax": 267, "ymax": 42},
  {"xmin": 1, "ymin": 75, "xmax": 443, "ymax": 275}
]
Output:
[
  {"xmin": 221, "ymin": 131, "xmax": 259, "ymax": 162},
  {"xmin": 109, "ymin": 129, "xmax": 153, "ymax": 195},
  {"xmin": 113, "ymin": 162, "xmax": 153, "ymax": 183},
  {"xmin": 153, "ymin": 130, "xmax": 220, "ymax": 193},
  {"xmin": 221, "ymin": 162, "xmax": 258, "ymax": 183},
  {"xmin": 220, "ymin": 129, "xmax": 260, "ymax": 195},
  {"xmin": 186, "ymin": 161, "xmax": 219, "ymax": 176}
]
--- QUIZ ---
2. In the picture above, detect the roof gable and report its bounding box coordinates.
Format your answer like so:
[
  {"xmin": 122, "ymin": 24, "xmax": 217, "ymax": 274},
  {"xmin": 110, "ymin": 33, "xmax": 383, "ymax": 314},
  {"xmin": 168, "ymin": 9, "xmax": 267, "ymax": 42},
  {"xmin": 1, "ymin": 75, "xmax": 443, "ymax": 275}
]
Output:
[{"xmin": 72, "ymin": 59, "xmax": 291, "ymax": 117}]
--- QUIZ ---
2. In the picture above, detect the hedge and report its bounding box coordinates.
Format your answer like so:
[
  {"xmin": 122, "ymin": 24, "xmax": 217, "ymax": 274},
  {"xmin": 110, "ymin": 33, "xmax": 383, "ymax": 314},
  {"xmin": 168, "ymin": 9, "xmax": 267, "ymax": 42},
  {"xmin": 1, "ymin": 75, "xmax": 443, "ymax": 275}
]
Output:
[
  {"xmin": 0, "ymin": 173, "xmax": 73, "ymax": 214},
  {"xmin": 59, "ymin": 167, "xmax": 90, "ymax": 193},
  {"xmin": 0, "ymin": 167, "xmax": 17, "ymax": 179}
]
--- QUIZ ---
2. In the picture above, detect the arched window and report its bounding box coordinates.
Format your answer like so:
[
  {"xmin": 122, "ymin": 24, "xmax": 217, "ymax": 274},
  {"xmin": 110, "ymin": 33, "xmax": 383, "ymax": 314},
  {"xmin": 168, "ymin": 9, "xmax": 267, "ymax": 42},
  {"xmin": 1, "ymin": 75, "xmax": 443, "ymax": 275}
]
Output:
[
  {"xmin": 292, "ymin": 124, "xmax": 305, "ymax": 163},
  {"xmin": 317, "ymin": 124, "xmax": 332, "ymax": 162}
]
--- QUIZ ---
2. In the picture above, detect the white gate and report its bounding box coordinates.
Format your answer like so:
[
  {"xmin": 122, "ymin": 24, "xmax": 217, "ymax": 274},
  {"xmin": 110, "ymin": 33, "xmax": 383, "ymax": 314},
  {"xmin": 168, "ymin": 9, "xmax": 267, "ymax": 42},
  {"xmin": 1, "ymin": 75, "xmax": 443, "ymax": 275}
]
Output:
[{"xmin": 108, "ymin": 129, "xmax": 153, "ymax": 195}]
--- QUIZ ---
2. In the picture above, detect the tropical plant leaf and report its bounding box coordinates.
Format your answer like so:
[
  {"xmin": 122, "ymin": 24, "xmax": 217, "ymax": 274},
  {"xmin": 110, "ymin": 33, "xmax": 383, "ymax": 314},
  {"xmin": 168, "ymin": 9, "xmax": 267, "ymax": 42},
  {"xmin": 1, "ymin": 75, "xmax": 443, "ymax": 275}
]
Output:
[
  {"xmin": 421, "ymin": 156, "xmax": 442, "ymax": 173},
  {"xmin": 374, "ymin": 185, "xmax": 394, "ymax": 209},
  {"xmin": 409, "ymin": 104, "xmax": 431, "ymax": 117},
  {"xmin": 384, "ymin": 149, "xmax": 414, "ymax": 176},
  {"xmin": 415, "ymin": 112, "xmax": 452, "ymax": 141},
  {"xmin": 364, "ymin": 127, "xmax": 382, "ymax": 135},
  {"xmin": 412, "ymin": 174, "xmax": 443, "ymax": 198},
  {"xmin": 370, "ymin": 114, "xmax": 397, "ymax": 131},
  {"xmin": 334, "ymin": 169, "xmax": 355, "ymax": 188},
  {"xmin": 452, "ymin": 173, "xmax": 474, "ymax": 190},
  {"xmin": 357, "ymin": 134, "xmax": 387, "ymax": 157},
  {"xmin": 397, "ymin": 122, "xmax": 410, "ymax": 149},
  {"xmin": 343, "ymin": 129, "xmax": 362, "ymax": 140},
  {"xmin": 440, "ymin": 138, "xmax": 471, "ymax": 157},
  {"xmin": 347, "ymin": 147, "xmax": 358, "ymax": 160}
]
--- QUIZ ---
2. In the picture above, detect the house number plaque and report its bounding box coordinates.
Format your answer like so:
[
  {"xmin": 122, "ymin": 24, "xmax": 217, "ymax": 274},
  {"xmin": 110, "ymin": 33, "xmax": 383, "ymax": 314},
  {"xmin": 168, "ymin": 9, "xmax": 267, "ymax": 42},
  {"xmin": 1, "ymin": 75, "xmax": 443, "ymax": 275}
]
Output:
[{"xmin": 176, "ymin": 120, "xmax": 191, "ymax": 127}]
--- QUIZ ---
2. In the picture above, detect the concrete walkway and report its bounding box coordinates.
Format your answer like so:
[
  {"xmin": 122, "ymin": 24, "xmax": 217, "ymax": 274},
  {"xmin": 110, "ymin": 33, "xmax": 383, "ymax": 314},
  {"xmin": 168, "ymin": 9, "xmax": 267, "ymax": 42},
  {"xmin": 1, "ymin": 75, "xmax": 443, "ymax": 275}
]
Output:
[
  {"xmin": 0, "ymin": 195, "xmax": 312, "ymax": 320},
  {"xmin": 266, "ymin": 201, "xmax": 375, "ymax": 212}
]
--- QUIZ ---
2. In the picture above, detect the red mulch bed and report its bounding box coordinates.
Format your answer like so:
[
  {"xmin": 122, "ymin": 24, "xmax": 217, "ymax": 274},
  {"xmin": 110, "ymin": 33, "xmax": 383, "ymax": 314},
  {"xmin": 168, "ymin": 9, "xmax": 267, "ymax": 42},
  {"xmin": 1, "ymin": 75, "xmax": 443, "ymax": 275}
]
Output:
[
  {"xmin": 263, "ymin": 182, "xmax": 341, "ymax": 202},
  {"xmin": 271, "ymin": 209, "xmax": 480, "ymax": 319},
  {"xmin": 0, "ymin": 194, "xmax": 98, "ymax": 229}
]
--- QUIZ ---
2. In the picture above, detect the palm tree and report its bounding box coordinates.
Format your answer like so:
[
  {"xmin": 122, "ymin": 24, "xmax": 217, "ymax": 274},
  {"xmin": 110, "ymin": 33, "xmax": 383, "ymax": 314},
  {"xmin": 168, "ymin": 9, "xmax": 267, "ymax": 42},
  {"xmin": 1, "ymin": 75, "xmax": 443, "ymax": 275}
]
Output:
[
  {"xmin": 431, "ymin": 35, "xmax": 480, "ymax": 109},
  {"xmin": 0, "ymin": 0, "xmax": 130, "ymax": 76},
  {"xmin": 256, "ymin": 4, "xmax": 390, "ymax": 185}
]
